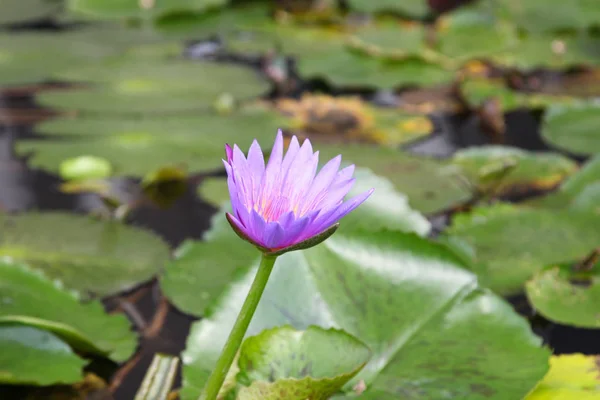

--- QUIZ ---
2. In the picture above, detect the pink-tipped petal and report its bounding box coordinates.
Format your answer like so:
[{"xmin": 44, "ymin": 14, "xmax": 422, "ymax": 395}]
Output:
[{"xmin": 225, "ymin": 144, "xmax": 233, "ymax": 163}]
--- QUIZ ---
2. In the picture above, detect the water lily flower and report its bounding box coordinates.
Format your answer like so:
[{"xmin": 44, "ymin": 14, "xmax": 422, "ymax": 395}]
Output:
[
  {"xmin": 223, "ymin": 129, "xmax": 374, "ymax": 255},
  {"xmin": 200, "ymin": 130, "xmax": 373, "ymax": 400}
]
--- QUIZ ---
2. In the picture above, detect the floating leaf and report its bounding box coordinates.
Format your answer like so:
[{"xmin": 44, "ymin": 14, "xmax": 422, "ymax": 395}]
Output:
[
  {"xmin": 495, "ymin": 0, "xmax": 600, "ymax": 33},
  {"xmin": 526, "ymin": 258, "xmax": 600, "ymax": 328},
  {"xmin": 167, "ymin": 168, "xmax": 430, "ymax": 316},
  {"xmin": 461, "ymin": 78, "xmax": 575, "ymax": 112},
  {"xmin": 525, "ymin": 354, "xmax": 600, "ymax": 400},
  {"xmin": 314, "ymin": 144, "xmax": 470, "ymax": 213},
  {"xmin": 23, "ymin": 110, "xmax": 284, "ymax": 176},
  {"xmin": 0, "ymin": 261, "xmax": 136, "ymax": 361},
  {"xmin": 0, "ymin": 324, "xmax": 86, "ymax": 385},
  {"xmin": 436, "ymin": 8, "xmax": 517, "ymax": 63},
  {"xmin": 348, "ymin": 24, "xmax": 429, "ymax": 61},
  {"xmin": 494, "ymin": 33, "xmax": 600, "ymax": 69},
  {"xmin": 0, "ymin": 212, "xmax": 169, "ymax": 298},
  {"xmin": 526, "ymin": 155, "xmax": 600, "ymax": 209},
  {"xmin": 38, "ymin": 60, "xmax": 269, "ymax": 114},
  {"xmin": 178, "ymin": 225, "xmax": 549, "ymax": 399},
  {"xmin": 451, "ymin": 146, "xmax": 577, "ymax": 196},
  {"xmin": 235, "ymin": 326, "xmax": 370, "ymax": 400},
  {"xmin": 68, "ymin": 0, "xmax": 227, "ymax": 20},
  {"xmin": 446, "ymin": 205, "xmax": 600, "ymax": 295},
  {"xmin": 541, "ymin": 103, "xmax": 600, "ymax": 156},
  {"xmin": 346, "ymin": 0, "xmax": 430, "ymax": 19}
]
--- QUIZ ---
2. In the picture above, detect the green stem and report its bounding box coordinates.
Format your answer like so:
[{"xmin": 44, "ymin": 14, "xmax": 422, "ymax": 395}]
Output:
[{"xmin": 199, "ymin": 254, "xmax": 278, "ymax": 400}]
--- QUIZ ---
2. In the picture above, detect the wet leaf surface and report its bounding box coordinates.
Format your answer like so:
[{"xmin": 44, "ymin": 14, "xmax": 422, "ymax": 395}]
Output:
[
  {"xmin": 0, "ymin": 212, "xmax": 170, "ymax": 298},
  {"xmin": 167, "ymin": 168, "xmax": 431, "ymax": 316},
  {"xmin": 0, "ymin": 260, "xmax": 136, "ymax": 362},
  {"xmin": 0, "ymin": 324, "xmax": 86, "ymax": 385},
  {"xmin": 446, "ymin": 204, "xmax": 600, "ymax": 295},
  {"xmin": 451, "ymin": 146, "xmax": 577, "ymax": 196},
  {"xmin": 234, "ymin": 326, "xmax": 370, "ymax": 400},
  {"xmin": 541, "ymin": 103, "xmax": 600, "ymax": 156},
  {"xmin": 177, "ymin": 222, "xmax": 549, "ymax": 399},
  {"xmin": 22, "ymin": 109, "xmax": 285, "ymax": 176},
  {"xmin": 526, "ymin": 258, "xmax": 600, "ymax": 328}
]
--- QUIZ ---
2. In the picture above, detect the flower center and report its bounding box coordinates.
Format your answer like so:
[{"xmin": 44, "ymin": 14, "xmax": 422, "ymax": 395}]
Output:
[{"xmin": 255, "ymin": 195, "xmax": 292, "ymax": 223}]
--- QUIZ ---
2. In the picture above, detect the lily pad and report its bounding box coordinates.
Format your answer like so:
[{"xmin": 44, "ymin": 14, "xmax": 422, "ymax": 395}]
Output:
[
  {"xmin": 234, "ymin": 326, "xmax": 370, "ymax": 400},
  {"xmin": 169, "ymin": 168, "xmax": 431, "ymax": 316},
  {"xmin": 0, "ymin": 261, "xmax": 136, "ymax": 362},
  {"xmin": 25, "ymin": 110, "xmax": 285, "ymax": 176},
  {"xmin": 541, "ymin": 103, "xmax": 600, "ymax": 156},
  {"xmin": 0, "ymin": 0, "xmax": 62, "ymax": 25},
  {"xmin": 314, "ymin": 144, "xmax": 470, "ymax": 214},
  {"xmin": 348, "ymin": 24, "xmax": 428, "ymax": 61},
  {"xmin": 495, "ymin": 0, "xmax": 600, "ymax": 33},
  {"xmin": 67, "ymin": 0, "xmax": 226, "ymax": 20},
  {"xmin": 0, "ymin": 33, "xmax": 115, "ymax": 86},
  {"xmin": 0, "ymin": 212, "xmax": 169, "ymax": 298},
  {"xmin": 451, "ymin": 146, "xmax": 577, "ymax": 196},
  {"xmin": 346, "ymin": 0, "xmax": 430, "ymax": 19},
  {"xmin": 527, "ymin": 155, "xmax": 600, "ymax": 210},
  {"xmin": 526, "ymin": 259, "xmax": 600, "ymax": 328},
  {"xmin": 525, "ymin": 354, "xmax": 600, "ymax": 400},
  {"xmin": 38, "ymin": 60, "xmax": 269, "ymax": 114},
  {"xmin": 436, "ymin": 8, "xmax": 517, "ymax": 63},
  {"xmin": 461, "ymin": 78, "xmax": 576, "ymax": 112},
  {"xmin": 508, "ymin": 34, "xmax": 600, "ymax": 70},
  {"xmin": 0, "ymin": 324, "xmax": 86, "ymax": 385},
  {"xmin": 446, "ymin": 204, "xmax": 600, "ymax": 295},
  {"xmin": 178, "ymin": 225, "xmax": 549, "ymax": 399}
]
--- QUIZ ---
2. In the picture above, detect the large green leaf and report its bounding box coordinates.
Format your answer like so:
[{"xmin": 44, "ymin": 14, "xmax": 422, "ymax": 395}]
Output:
[
  {"xmin": 526, "ymin": 260, "xmax": 600, "ymax": 328},
  {"xmin": 0, "ymin": 261, "xmax": 136, "ymax": 362},
  {"xmin": 178, "ymin": 227, "xmax": 549, "ymax": 399},
  {"xmin": 234, "ymin": 326, "xmax": 370, "ymax": 400},
  {"xmin": 541, "ymin": 103, "xmax": 600, "ymax": 156},
  {"xmin": 446, "ymin": 205, "xmax": 600, "ymax": 295},
  {"xmin": 67, "ymin": 0, "xmax": 226, "ymax": 20},
  {"xmin": 0, "ymin": 212, "xmax": 169, "ymax": 298},
  {"xmin": 23, "ymin": 110, "xmax": 285, "ymax": 176},
  {"xmin": 0, "ymin": 324, "xmax": 86, "ymax": 385},
  {"xmin": 38, "ymin": 60, "xmax": 269, "ymax": 114},
  {"xmin": 165, "ymin": 168, "xmax": 431, "ymax": 316},
  {"xmin": 451, "ymin": 146, "xmax": 577, "ymax": 196}
]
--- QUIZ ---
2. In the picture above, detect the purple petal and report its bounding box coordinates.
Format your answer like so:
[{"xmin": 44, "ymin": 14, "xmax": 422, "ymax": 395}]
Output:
[
  {"xmin": 281, "ymin": 135, "xmax": 300, "ymax": 173},
  {"xmin": 249, "ymin": 209, "xmax": 268, "ymax": 245},
  {"xmin": 263, "ymin": 222, "xmax": 286, "ymax": 248},
  {"xmin": 225, "ymin": 144, "xmax": 233, "ymax": 163},
  {"xmin": 277, "ymin": 216, "xmax": 312, "ymax": 248},
  {"xmin": 226, "ymin": 212, "xmax": 253, "ymax": 240},
  {"xmin": 298, "ymin": 155, "xmax": 342, "ymax": 214},
  {"xmin": 246, "ymin": 140, "xmax": 265, "ymax": 204},
  {"xmin": 306, "ymin": 188, "xmax": 374, "ymax": 237}
]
